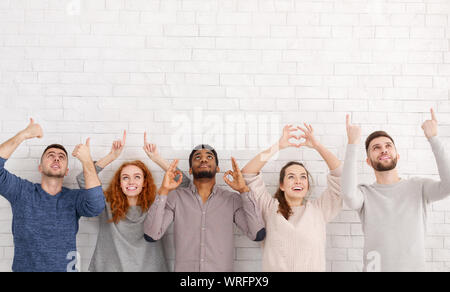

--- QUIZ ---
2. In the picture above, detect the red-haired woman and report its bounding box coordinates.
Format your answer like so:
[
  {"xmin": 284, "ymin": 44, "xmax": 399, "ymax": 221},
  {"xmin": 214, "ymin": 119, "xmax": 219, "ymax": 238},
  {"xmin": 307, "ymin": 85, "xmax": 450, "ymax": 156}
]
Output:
[
  {"xmin": 77, "ymin": 131, "xmax": 187, "ymax": 272},
  {"xmin": 241, "ymin": 125, "xmax": 343, "ymax": 272}
]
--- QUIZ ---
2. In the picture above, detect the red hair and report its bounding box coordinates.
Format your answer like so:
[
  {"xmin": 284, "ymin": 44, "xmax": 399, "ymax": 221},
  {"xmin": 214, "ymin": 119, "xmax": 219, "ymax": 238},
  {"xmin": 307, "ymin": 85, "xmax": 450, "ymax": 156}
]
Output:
[{"xmin": 104, "ymin": 160, "xmax": 157, "ymax": 224}]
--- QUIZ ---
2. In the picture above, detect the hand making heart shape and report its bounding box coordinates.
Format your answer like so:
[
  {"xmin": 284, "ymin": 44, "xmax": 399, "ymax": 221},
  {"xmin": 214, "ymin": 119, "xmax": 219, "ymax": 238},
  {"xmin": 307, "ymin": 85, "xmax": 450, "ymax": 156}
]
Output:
[{"xmin": 278, "ymin": 124, "xmax": 320, "ymax": 150}]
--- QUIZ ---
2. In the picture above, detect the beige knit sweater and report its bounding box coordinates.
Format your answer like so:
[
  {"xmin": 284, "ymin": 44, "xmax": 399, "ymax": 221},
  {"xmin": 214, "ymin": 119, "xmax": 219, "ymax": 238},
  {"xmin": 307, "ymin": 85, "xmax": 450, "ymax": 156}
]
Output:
[{"xmin": 243, "ymin": 166, "xmax": 343, "ymax": 272}]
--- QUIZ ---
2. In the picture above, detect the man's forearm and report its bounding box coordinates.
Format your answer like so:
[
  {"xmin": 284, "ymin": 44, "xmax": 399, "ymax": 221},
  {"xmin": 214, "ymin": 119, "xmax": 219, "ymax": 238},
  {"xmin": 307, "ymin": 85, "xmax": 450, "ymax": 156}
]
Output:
[
  {"xmin": 81, "ymin": 160, "xmax": 102, "ymax": 189},
  {"xmin": 341, "ymin": 144, "xmax": 364, "ymax": 210},
  {"xmin": 0, "ymin": 131, "xmax": 27, "ymax": 159},
  {"xmin": 430, "ymin": 137, "xmax": 450, "ymax": 190}
]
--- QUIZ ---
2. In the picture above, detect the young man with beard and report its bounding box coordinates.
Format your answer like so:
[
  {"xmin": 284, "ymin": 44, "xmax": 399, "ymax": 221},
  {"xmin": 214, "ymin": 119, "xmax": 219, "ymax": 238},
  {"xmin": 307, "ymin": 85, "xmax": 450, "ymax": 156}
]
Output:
[
  {"xmin": 342, "ymin": 109, "xmax": 450, "ymax": 272},
  {"xmin": 0, "ymin": 119, "xmax": 105, "ymax": 272},
  {"xmin": 144, "ymin": 144, "xmax": 266, "ymax": 272}
]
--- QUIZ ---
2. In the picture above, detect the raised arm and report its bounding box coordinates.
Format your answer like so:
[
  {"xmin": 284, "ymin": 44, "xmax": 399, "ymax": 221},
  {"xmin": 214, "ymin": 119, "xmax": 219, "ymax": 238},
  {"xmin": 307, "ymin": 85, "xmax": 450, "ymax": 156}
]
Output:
[
  {"xmin": 0, "ymin": 118, "xmax": 43, "ymax": 159},
  {"xmin": 72, "ymin": 138, "xmax": 105, "ymax": 217},
  {"xmin": 224, "ymin": 158, "xmax": 265, "ymax": 242},
  {"xmin": 297, "ymin": 123, "xmax": 341, "ymax": 171},
  {"xmin": 72, "ymin": 138, "xmax": 101, "ymax": 189},
  {"xmin": 421, "ymin": 109, "xmax": 450, "ymax": 202},
  {"xmin": 143, "ymin": 132, "xmax": 171, "ymax": 170},
  {"xmin": 143, "ymin": 132, "xmax": 190, "ymax": 187},
  {"xmin": 0, "ymin": 118, "xmax": 41, "ymax": 203},
  {"xmin": 97, "ymin": 130, "xmax": 126, "ymax": 168},
  {"xmin": 144, "ymin": 160, "xmax": 183, "ymax": 241},
  {"xmin": 242, "ymin": 125, "xmax": 300, "ymax": 174},
  {"xmin": 341, "ymin": 115, "xmax": 365, "ymax": 210},
  {"xmin": 297, "ymin": 123, "xmax": 343, "ymax": 219},
  {"xmin": 76, "ymin": 131, "xmax": 126, "ymax": 188}
]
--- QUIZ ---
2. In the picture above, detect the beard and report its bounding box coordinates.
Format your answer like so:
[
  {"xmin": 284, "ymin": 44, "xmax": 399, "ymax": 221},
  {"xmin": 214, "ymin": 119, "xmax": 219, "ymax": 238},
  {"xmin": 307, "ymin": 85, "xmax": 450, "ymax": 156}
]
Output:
[
  {"xmin": 192, "ymin": 169, "xmax": 216, "ymax": 179},
  {"xmin": 371, "ymin": 157, "xmax": 398, "ymax": 172},
  {"xmin": 41, "ymin": 166, "xmax": 66, "ymax": 179}
]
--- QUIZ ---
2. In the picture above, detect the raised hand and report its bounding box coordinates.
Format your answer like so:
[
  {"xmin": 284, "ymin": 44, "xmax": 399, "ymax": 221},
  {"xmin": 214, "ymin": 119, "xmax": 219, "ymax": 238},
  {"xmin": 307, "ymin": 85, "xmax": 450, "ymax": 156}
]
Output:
[
  {"xmin": 422, "ymin": 108, "xmax": 438, "ymax": 139},
  {"xmin": 110, "ymin": 130, "xmax": 126, "ymax": 159},
  {"xmin": 72, "ymin": 138, "xmax": 93, "ymax": 164},
  {"xmin": 159, "ymin": 160, "xmax": 183, "ymax": 195},
  {"xmin": 143, "ymin": 132, "xmax": 160, "ymax": 159},
  {"xmin": 223, "ymin": 157, "xmax": 250, "ymax": 194},
  {"xmin": 21, "ymin": 118, "xmax": 43, "ymax": 140},
  {"xmin": 346, "ymin": 114, "xmax": 362, "ymax": 145},
  {"xmin": 278, "ymin": 125, "xmax": 301, "ymax": 150},
  {"xmin": 297, "ymin": 123, "xmax": 320, "ymax": 149}
]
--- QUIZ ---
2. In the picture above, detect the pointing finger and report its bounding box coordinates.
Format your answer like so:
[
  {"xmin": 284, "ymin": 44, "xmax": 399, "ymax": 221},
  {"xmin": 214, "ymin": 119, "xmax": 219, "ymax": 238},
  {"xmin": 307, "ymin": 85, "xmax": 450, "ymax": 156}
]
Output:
[
  {"xmin": 431, "ymin": 108, "xmax": 437, "ymax": 122},
  {"xmin": 122, "ymin": 130, "xmax": 127, "ymax": 145}
]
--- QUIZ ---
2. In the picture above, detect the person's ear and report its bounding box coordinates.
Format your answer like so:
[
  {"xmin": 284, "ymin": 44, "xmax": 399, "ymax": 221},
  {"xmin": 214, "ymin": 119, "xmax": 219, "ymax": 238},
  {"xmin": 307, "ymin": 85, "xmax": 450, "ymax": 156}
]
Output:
[
  {"xmin": 280, "ymin": 183, "xmax": 285, "ymax": 192},
  {"xmin": 38, "ymin": 164, "xmax": 42, "ymax": 173},
  {"xmin": 216, "ymin": 166, "xmax": 220, "ymax": 173},
  {"xmin": 189, "ymin": 168, "xmax": 192, "ymax": 175},
  {"xmin": 366, "ymin": 157, "xmax": 372, "ymax": 167},
  {"xmin": 65, "ymin": 168, "xmax": 69, "ymax": 177}
]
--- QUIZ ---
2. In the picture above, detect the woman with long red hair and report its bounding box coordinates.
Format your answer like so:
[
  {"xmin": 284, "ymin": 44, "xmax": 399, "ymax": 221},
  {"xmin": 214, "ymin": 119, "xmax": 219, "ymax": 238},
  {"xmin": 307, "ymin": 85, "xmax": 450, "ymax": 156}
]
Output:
[{"xmin": 77, "ymin": 131, "xmax": 187, "ymax": 272}]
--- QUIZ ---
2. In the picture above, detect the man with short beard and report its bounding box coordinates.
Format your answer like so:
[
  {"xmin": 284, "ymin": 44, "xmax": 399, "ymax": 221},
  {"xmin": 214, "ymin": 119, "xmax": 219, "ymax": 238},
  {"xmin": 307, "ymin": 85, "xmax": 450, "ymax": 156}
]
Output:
[
  {"xmin": 0, "ymin": 119, "xmax": 105, "ymax": 272},
  {"xmin": 342, "ymin": 109, "xmax": 450, "ymax": 272},
  {"xmin": 144, "ymin": 144, "xmax": 266, "ymax": 272}
]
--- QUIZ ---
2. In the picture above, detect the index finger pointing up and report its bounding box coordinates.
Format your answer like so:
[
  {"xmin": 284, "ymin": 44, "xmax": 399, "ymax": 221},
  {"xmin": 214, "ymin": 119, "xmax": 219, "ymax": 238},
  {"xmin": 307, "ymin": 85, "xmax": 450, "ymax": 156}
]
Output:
[
  {"xmin": 231, "ymin": 157, "xmax": 241, "ymax": 173},
  {"xmin": 122, "ymin": 130, "xmax": 127, "ymax": 144},
  {"xmin": 431, "ymin": 108, "xmax": 437, "ymax": 122},
  {"xmin": 169, "ymin": 159, "xmax": 179, "ymax": 172}
]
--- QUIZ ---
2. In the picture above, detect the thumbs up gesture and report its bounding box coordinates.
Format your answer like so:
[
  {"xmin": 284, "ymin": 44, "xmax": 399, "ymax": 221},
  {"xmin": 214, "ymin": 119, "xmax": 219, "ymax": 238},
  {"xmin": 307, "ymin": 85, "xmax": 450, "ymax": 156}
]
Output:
[
  {"xmin": 72, "ymin": 138, "xmax": 94, "ymax": 164},
  {"xmin": 21, "ymin": 118, "xmax": 43, "ymax": 140},
  {"xmin": 422, "ymin": 108, "xmax": 438, "ymax": 139}
]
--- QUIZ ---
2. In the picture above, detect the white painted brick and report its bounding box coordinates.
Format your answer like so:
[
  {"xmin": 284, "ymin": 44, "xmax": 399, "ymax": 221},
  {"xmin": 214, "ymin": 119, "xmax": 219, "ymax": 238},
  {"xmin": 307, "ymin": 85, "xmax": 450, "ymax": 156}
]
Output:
[
  {"xmin": 394, "ymin": 77, "xmax": 433, "ymax": 88},
  {"xmin": 0, "ymin": 0, "xmax": 449, "ymax": 273}
]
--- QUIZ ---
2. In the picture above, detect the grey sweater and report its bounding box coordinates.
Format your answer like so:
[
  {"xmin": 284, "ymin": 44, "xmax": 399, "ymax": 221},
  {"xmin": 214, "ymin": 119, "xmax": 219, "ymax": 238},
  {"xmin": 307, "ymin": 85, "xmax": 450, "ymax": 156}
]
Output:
[
  {"xmin": 77, "ymin": 166, "xmax": 190, "ymax": 272},
  {"xmin": 342, "ymin": 137, "xmax": 450, "ymax": 272}
]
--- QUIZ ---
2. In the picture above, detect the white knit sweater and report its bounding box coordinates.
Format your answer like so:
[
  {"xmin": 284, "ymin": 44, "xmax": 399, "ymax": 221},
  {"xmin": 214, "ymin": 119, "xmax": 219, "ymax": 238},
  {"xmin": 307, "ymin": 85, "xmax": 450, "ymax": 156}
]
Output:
[{"xmin": 243, "ymin": 166, "xmax": 343, "ymax": 272}]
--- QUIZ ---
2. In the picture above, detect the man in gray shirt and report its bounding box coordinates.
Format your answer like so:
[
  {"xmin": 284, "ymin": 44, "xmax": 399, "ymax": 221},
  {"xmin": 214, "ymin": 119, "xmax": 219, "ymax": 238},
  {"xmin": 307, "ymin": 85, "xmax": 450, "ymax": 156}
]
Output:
[
  {"xmin": 144, "ymin": 144, "xmax": 266, "ymax": 272},
  {"xmin": 342, "ymin": 109, "xmax": 450, "ymax": 271}
]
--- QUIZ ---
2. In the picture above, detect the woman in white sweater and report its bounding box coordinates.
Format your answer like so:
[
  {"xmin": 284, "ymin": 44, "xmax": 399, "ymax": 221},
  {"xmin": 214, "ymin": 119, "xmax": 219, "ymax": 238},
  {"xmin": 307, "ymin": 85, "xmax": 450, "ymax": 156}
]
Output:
[{"xmin": 241, "ymin": 124, "xmax": 343, "ymax": 272}]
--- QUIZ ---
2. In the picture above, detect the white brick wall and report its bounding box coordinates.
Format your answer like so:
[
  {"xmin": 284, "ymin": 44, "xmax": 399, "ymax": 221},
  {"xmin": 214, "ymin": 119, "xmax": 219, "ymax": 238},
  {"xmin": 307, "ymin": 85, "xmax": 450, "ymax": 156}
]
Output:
[{"xmin": 0, "ymin": 0, "xmax": 449, "ymax": 272}]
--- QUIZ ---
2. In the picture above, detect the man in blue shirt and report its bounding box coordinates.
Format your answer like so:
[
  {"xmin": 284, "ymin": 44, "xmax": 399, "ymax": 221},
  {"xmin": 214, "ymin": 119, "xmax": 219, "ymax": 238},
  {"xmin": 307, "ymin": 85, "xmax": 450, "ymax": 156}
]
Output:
[{"xmin": 0, "ymin": 118, "xmax": 105, "ymax": 272}]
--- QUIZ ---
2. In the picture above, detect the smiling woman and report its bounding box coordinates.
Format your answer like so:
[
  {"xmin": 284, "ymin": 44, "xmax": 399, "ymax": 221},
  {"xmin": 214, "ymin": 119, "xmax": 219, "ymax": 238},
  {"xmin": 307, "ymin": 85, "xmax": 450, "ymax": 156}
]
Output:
[
  {"xmin": 75, "ymin": 131, "xmax": 189, "ymax": 272},
  {"xmin": 274, "ymin": 161, "xmax": 313, "ymax": 220},
  {"xmin": 105, "ymin": 161, "xmax": 156, "ymax": 224},
  {"xmin": 241, "ymin": 124, "xmax": 343, "ymax": 272}
]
